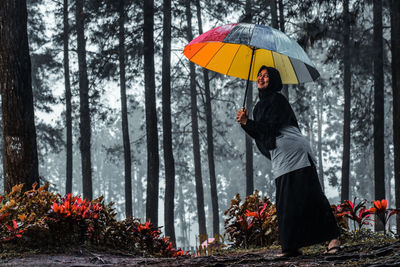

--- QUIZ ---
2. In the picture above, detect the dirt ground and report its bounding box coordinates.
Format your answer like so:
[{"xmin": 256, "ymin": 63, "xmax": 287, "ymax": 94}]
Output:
[{"xmin": 0, "ymin": 241, "xmax": 399, "ymax": 266}]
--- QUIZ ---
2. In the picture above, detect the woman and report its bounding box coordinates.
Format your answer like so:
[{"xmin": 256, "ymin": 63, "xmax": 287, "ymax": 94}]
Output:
[{"xmin": 236, "ymin": 66, "xmax": 340, "ymax": 257}]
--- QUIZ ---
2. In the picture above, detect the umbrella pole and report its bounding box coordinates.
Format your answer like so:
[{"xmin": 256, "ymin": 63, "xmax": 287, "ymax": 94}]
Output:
[{"xmin": 242, "ymin": 47, "xmax": 256, "ymax": 109}]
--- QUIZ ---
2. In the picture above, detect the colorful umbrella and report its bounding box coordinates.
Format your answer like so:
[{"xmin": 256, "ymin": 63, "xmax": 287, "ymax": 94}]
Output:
[{"xmin": 183, "ymin": 23, "xmax": 320, "ymax": 107}]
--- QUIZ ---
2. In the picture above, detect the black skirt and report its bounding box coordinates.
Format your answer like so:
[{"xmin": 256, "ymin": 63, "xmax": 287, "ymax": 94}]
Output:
[{"xmin": 275, "ymin": 158, "xmax": 339, "ymax": 251}]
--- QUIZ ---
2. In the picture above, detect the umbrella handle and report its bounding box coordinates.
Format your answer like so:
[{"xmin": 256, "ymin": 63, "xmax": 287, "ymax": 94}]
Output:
[{"xmin": 242, "ymin": 47, "xmax": 256, "ymax": 109}]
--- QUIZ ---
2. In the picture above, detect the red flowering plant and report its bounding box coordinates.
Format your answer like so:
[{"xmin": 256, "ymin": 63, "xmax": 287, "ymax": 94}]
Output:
[
  {"xmin": 2, "ymin": 220, "xmax": 24, "ymax": 242},
  {"xmin": 101, "ymin": 217, "xmax": 187, "ymax": 257},
  {"xmin": 337, "ymin": 197, "xmax": 372, "ymax": 231},
  {"xmin": 0, "ymin": 183, "xmax": 187, "ymax": 257},
  {"xmin": 46, "ymin": 193, "xmax": 107, "ymax": 244},
  {"xmin": 369, "ymin": 199, "xmax": 400, "ymax": 235},
  {"xmin": 224, "ymin": 191, "xmax": 278, "ymax": 248},
  {"xmin": 133, "ymin": 220, "xmax": 187, "ymax": 257}
]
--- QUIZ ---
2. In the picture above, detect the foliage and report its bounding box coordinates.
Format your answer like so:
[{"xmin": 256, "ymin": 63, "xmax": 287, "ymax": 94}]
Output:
[
  {"xmin": 369, "ymin": 199, "xmax": 400, "ymax": 235},
  {"xmin": 0, "ymin": 183, "xmax": 186, "ymax": 257},
  {"xmin": 224, "ymin": 191, "xmax": 278, "ymax": 249},
  {"xmin": 336, "ymin": 197, "xmax": 372, "ymax": 231},
  {"xmin": 341, "ymin": 228, "xmax": 397, "ymax": 246},
  {"xmin": 335, "ymin": 198, "xmax": 400, "ymax": 240},
  {"xmin": 330, "ymin": 204, "xmax": 350, "ymax": 238}
]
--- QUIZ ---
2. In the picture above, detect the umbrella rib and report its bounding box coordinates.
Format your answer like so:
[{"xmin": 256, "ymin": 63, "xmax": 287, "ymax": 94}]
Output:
[
  {"xmin": 288, "ymin": 57, "xmax": 300, "ymax": 84},
  {"xmin": 225, "ymin": 44, "xmax": 242, "ymax": 76},
  {"xmin": 271, "ymin": 51, "xmax": 276, "ymax": 69},
  {"xmin": 251, "ymin": 48, "xmax": 257, "ymax": 79},
  {"xmin": 204, "ymin": 42, "xmax": 228, "ymax": 71}
]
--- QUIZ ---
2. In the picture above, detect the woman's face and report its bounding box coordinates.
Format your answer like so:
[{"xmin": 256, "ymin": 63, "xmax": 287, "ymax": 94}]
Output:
[{"xmin": 257, "ymin": 69, "xmax": 269, "ymax": 90}]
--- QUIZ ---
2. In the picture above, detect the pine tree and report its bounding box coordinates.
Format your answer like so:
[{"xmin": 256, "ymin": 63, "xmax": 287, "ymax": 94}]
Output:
[
  {"xmin": 341, "ymin": 0, "xmax": 351, "ymax": 202},
  {"xmin": 245, "ymin": 0, "xmax": 254, "ymax": 196},
  {"xmin": 184, "ymin": 0, "xmax": 207, "ymax": 237},
  {"xmin": 195, "ymin": 0, "xmax": 220, "ymax": 237},
  {"xmin": 144, "ymin": 0, "xmax": 159, "ymax": 226},
  {"xmin": 277, "ymin": 0, "xmax": 289, "ymax": 99},
  {"xmin": 0, "ymin": 0, "xmax": 40, "ymax": 192},
  {"xmin": 373, "ymin": 0, "xmax": 385, "ymax": 232},
  {"xmin": 64, "ymin": 0, "xmax": 73, "ymax": 194},
  {"xmin": 76, "ymin": 0, "xmax": 93, "ymax": 200},
  {"xmin": 162, "ymin": 0, "xmax": 176, "ymax": 244},
  {"xmin": 391, "ymin": 0, "xmax": 400, "ymax": 235},
  {"xmin": 118, "ymin": 0, "xmax": 133, "ymax": 218}
]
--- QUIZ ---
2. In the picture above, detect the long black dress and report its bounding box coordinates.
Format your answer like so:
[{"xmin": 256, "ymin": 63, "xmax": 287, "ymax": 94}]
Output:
[{"xmin": 241, "ymin": 67, "xmax": 339, "ymax": 252}]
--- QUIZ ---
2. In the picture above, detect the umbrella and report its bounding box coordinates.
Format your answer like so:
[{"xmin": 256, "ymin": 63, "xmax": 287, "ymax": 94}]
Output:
[{"xmin": 183, "ymin": 23, "xmax": 320, "ymax": 107}]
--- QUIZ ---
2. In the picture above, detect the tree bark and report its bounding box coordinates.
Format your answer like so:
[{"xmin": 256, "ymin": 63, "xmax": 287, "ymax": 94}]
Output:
[
  {"xmin": 118, "ymin": 0, "xmax": 132, "ymax": 218},
  {"xmin": 0, "ymin": 0, "xmax": 39, "ymax": 193},
  {"xmin": 64, "ymin": 0, "xmax": 73, "ymax": 195},
  {"xmin": 373, "ymin": 0, "xmax": 385, "ymax": 231},
  {"xmin": 341, "ymin": 0, "xmax": 351, "ymax": 202},
  {"xmin": 245, "ymin": 0, "xmax": 254, "ymax": 197},
  {"xmin": 245, "ymin": 94, "xmax": 254, "ymax": 197},
  {"xmin": 270, "ymin": 0, "xmax": 278, "ymax": 28},
  {"xmin": 185, "ymin": 0, "xmax": 207, "ymax": 236},
  {"xmin": 162, "ymin": 0, "xmax": 176, "ymax": 244},
  {"xmin": 76, "ymin": 0, "xmax": 92, "ymax": 200},
  {"xmin": 137, "ymin": 168, "xmax": 145, "ymax": 219},
  {"xmin": 391, "ymin": 0, "xmax": 400, "ymax": 235},
  {"xmin": 277, "ymin": 0, "xmax": 288, "ymax": 99},
  {"xmin": 144, "ymin": 0, "xmax": 159, "ymax": 226},
  {"xmin": 278, "ymin": 0, "xmax": 284, "ymax": 33},
  {"xmin": 195, "ymin": 0, "xmax": 219, "ymax": 237},
  {"xmin": 178, "ymin": 176, "xmax": 188, "ymax": 248},
  {"xmin": 317, "ymin": 89, "xmax": 324, "ymax": 192}
]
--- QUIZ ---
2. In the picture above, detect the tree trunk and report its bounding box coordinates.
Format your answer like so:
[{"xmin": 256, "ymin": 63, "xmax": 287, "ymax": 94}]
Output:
[
  {"xmin": 178, "ymin": 176, "xmax": 188, "ymax": 248},
  {"xmin": 118, "ymin": 0, "xmax": 132, "ymax": 218},
  {"xmin": 177, "ymin": 177, "xmax": 189, "ymax": 250},
  {"xmin": 341, "ymin": 0, "xmax": 351, "ymax": 202},
  {"xmin": 137, "ymin": 168, "xmax": 145, "ymax": 219},
  {"xmin": 162, "ymin": 0, "xmax": 176, "ymax": 244},
  {"xmin": 185, "ymin": 0, "xmax": 207, "ymax": 237},
  {"xmin": 132, "ymin": 171, "xmax": 137, "ymax": 216},
  {"xmin": 391, "ymin": 0, "xmax": 400, "ymax": 235},
  {"xmin": 245, "ymin": 0, "xmax": 254, "ymax": 197},
  {"xmin": 76, "ymin": 0, "xmax": 92, "ymax": 200},
  {"xmin": 277, "ymin": 0, "xmax": 288, "ymax": 99},
  {"xmin": 317, "ymin": 89, "xmax": 325, "ymax": 192},
  {"xmin": 373, "ymin": 0, "xmax": 385, "ymax": 231},
  {"xmin": 64, "ymin": 0, "xmax": 73, "ymax": 195},
  {"xmin": 270, "ymin": 0, "xmax": 278, "ymax": 28},
  {"xmin": 0, "ymin": 0, "xmax": 39, "ymax": 193},
  {"xmin": 195, "ymin": 0, "xmax": 219, "ymax": 237},
  {"xmin": 278, "ymin": 0, "xmax": 284, "ymax": 34},
  {"xmin": 143, "ymin": 0, "xmax": 159, "ymax": 226},
  {"xmin": 245, "ymin": 95, "xmax": 254, "ymax": 197}
]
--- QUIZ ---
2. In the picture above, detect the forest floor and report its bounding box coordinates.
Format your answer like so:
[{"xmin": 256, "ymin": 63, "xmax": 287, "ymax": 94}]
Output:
[{"xmin": 0, "ymin": 240, "xmax": 399, "ymax": 266}]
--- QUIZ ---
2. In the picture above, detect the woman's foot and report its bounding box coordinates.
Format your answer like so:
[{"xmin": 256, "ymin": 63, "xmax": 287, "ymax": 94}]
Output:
[
  {"xmin": 326, "ymin": 239, "xmax": 341, "ymax": 254},
  {"xmin": 277, "ymin": 249, "xmax": 302, "ymax": 257}
]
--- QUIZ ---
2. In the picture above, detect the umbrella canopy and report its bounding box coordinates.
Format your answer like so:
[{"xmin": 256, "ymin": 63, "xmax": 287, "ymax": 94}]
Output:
[{"xmin": 183, "ymin": 23, "xmax": 319, "ymax": 84}]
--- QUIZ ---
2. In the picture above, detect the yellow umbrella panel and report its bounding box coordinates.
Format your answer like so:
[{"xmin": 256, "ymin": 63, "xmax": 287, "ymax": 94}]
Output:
[{"xmin": 184, "ymin": 42, "xmax": 300, "ymax": 84}]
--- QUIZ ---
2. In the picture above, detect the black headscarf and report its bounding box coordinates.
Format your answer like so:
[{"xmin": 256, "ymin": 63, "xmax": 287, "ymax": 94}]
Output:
[
  {"xmin": 258, "ymin": 66, "xmax": 283, "ymax": 92},
  {"xmin": 242, "ymin": 66, "xmax": 299, "ymax": 159}
]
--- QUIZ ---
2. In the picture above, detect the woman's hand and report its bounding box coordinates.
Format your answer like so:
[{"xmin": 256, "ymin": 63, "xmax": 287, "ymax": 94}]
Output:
[{"xmin": 236, "ymin": 108, "xmax": 248, "ymax": 125}]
